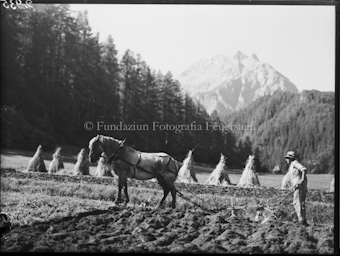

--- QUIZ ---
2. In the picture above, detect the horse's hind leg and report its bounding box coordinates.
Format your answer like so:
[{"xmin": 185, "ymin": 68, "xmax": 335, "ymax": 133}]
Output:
[
  {"xmin": 167, "ymin": 182, "xmax": 177, "ymax": 209},
  {"xmin": 123, "ymin": 180, "xmax": 129, "ymax": 206},
  {"xmin": 156, "ymin": 177, "xmax": 170, "ymax": 208}
]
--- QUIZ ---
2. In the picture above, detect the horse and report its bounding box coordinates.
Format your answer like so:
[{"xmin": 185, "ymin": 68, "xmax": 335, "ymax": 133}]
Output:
[{"xmin": 88, "ymin": 135, "xmax": 180, "ymax": 208}]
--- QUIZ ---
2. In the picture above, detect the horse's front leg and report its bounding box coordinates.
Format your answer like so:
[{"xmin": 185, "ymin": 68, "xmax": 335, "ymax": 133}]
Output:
[
  {"xmin": 123, "ymin": 179, "xmax": 129, "ymax": 206},
  {"xmin": 168, "ymin": 182, "xmax": 177, "ymax": 209},
  {"xmin": 114, "ymin": 176, "xmax": 125, "ymax": 205}
]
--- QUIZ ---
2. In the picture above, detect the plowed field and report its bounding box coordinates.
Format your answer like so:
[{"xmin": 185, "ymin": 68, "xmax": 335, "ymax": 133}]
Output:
[{"xmin": 0, "ymin": 169, "xmax": 335, "ymax": 253}]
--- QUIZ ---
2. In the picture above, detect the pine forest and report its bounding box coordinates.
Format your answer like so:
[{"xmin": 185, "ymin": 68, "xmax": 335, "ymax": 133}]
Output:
[{"xmin": 1, "ymin": 5, "xmax": 335, "ymax": 174}]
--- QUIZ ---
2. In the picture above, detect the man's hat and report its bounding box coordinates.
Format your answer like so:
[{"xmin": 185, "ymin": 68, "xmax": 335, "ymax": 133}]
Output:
[{"xmin": 285, "ymin": 151, "xmax": 295, "ymax": 159}]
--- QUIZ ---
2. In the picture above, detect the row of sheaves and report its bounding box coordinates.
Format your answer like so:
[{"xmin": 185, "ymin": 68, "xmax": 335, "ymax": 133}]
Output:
[
  {"xmin": 24, "ymin": 145, "xmax": 260, "ymax": 186},
  {"xmin": 24, "ymin": 145, "xmax": 107, "ymax": 177},
  {"xmin": 23, "ymin": 145, "xmax": 335, "ymax": 192}
]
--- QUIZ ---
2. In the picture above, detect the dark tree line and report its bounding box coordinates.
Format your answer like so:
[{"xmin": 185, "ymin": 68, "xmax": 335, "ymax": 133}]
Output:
[
  {"xmin": 1, "ymin": 4, "xmax": 255, "ymax": 168},
  {"xmin": 224, "ymin": 90, "xmax": 335, "ymax": 174}
]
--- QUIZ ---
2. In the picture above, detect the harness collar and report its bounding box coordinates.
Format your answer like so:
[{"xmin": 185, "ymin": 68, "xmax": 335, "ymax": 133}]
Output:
[{"xmin": 107, "ymin": 139, "xmax": 126, "ymax": 164}]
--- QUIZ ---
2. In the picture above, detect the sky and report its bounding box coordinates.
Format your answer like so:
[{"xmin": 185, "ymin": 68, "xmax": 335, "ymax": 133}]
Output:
[{"xmin": 69, "ymin": 4, "xmax": 335, "ymax": 92}]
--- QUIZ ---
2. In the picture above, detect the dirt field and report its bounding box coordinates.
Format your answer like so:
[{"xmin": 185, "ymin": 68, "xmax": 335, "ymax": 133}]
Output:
[{"xmin": 0, "ymin": 169, "xmax": 335, "ymax": 253}]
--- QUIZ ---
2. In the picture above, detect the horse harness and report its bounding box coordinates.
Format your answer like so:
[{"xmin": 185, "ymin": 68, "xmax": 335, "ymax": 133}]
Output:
[
  {"xmin": 106, "ymin": 139, "xmax": 126, "ymax": 164},
  {"xmin": 106, "ymin": 141, "xmax": 175, "ymax": 179}
]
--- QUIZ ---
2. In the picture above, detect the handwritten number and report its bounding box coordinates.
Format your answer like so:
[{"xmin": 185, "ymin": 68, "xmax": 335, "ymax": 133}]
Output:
[
  {"xmin": 25, "ymin": 0, "xmax": 32, "ymax": 9},
  {"xmin": 1, "ymin": 0, "xmax": 32, "ymax": 9},
  {"xmin": 16, "ymin": 0, "xmax": 22, "ymax": 9},
  {"xmin": 10, "ymin": 0, "xmax": 16, "ymax": 9},
  {"xmin": 1, "ymin": 0, "xmax": 10, "ymax": 9}
]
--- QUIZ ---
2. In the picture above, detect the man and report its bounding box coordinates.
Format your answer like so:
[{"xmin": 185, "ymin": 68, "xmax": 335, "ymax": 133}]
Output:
[{"xmin": 285, "ymin": 151, "xmax": 308, "ymax": 226}]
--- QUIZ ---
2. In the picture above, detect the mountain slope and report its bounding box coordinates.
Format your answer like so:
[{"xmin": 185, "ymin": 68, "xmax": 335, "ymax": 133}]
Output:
[
  {"xmin": 176, "ymin": 51, "xmax": 298, "ymax": 116},
  {"xmin": 224, "ymin": 90, "xmax": 335, "ymax": 174}
]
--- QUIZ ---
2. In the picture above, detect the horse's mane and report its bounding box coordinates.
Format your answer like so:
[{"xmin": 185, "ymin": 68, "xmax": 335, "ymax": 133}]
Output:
[
  {"xmin": 102, "ymin": 135, "xmax": 126, "ymax": 153},
  {"xmin": 88, "ymin": 136, "xmax": 99, "ymax": 148},
  {"xmin": 89, "ymin": 135, "xmax": 121, "ymax": 148},
  {"xmin": 99, "ymin": 135, "xmax": 121, "ymax": 146},
  {"xmin": 89, "ymin": 135, "xmax": 130, "ymax": 158}
]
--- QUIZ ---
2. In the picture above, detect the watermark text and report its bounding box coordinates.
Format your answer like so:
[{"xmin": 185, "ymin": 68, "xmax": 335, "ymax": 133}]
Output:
[{"xmin": 84, "ymin": 121, "xmax": 256, "ymax": 133}]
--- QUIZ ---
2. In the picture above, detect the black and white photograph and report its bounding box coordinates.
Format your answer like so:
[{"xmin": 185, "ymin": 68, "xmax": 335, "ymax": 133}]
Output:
[{"xmin": 0, "ymin": 0, "xmax": 338, "ymax": 253}]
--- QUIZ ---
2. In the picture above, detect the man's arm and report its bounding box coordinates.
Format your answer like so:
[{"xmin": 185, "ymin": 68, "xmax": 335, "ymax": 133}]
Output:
[
  {"xmin": 293, "ymin": 161, "xmax": 307, "ymax": 185},
  {"xmin": 299, "ymin": 169, "xmax": 306, "ymax": 185}
]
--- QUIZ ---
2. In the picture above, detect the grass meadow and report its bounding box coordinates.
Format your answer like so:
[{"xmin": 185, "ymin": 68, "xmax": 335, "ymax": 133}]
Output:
[{"xmin": 1, "ymin": 148, "xmax": 334, "ymax": 190}]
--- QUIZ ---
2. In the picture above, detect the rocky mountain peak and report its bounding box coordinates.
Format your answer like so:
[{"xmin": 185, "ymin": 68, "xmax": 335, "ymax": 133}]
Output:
[
  {"xmin": 252, "ymin": 54, "xmax": 259, "ymax": 61},
  {"xmin": 234, "ymin": 50, "xmax": 247, "ymax": 61},
  {"xmin": 176, "ymin": 51, "xmax": 298, "ymax": 117}
]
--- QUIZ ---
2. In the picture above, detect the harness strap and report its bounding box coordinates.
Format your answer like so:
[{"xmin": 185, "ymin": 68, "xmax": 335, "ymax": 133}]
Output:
[
  {"xmin": 133, "ymin": 153, "xmax": 142, "ymax": 178},
  {"xmin": 162, "ymin": 157, "xmax": 178, "ymax": 175},
  {"xmin": 107, "ymin": 139, "xmax": 126, "ymax": 164},
  {"xmin": 116, "ymin": 155, "xmax": 154, "ymax": 176},
  {"xmin": 114, "ymin": 153, "xmax": 177, "ymax": 179}
]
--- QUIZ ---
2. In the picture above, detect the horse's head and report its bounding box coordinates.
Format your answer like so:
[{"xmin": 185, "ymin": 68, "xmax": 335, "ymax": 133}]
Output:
[{"xmin": 88, "ymin": 135, "xmax": 104, "ymax": 164}]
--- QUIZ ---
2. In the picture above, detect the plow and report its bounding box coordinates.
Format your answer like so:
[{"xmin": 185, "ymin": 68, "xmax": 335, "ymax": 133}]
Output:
[{"xmin": 175, "ymin": 182, "xmax": 298, "ymax": 223}]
